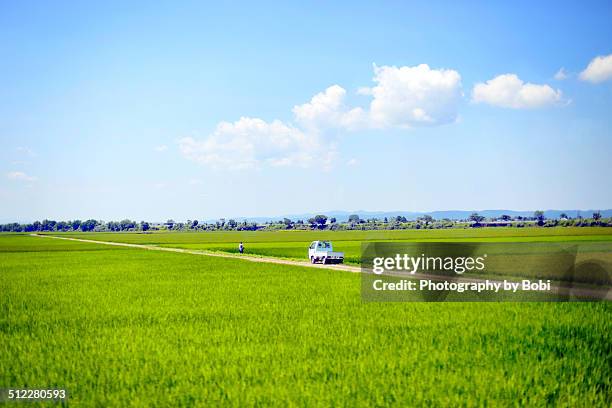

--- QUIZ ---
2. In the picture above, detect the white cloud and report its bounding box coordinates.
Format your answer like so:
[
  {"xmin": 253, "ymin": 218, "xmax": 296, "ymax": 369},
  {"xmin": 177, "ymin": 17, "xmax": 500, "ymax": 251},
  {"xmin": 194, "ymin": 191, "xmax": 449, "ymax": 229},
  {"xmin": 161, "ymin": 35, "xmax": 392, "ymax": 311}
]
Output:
[
  {"xmin": 180, "ymin": 63, "xmax": 464, "ymax": 170},
  {"xmin": 363, "ymin": 64, "xmax": 462, "ymax": 127},
  {"xmin": 295, "ymin": 64, "xmax": 463, "ymax": 130},
  {"xmin": 154, "ymin": 145, "xmax": 168, "ymax": 152},
  {"xmin": 7, "ymin": 171, "xmax": 37, "ymax": 182},
  {"xmin": 292, "ymin": 85, "xmax": 367, "ymax": 131},
  {"xmin": 179, "ymin": 117, "xmax": 333, "ymax": 170},
  {"xmin": 554, "ymin": 67, "xmax": 568, "ymax": 80},
  {"xmin": 579, "ymin": 54, "xmax": 612, "ymax": 83},
  {"xmin": 346, "ymin": 158, "xmax": 359, "ymax": 166},
  {"xmin": 472, "ymin": 74, "xmax": 563, "ymax": 109}
]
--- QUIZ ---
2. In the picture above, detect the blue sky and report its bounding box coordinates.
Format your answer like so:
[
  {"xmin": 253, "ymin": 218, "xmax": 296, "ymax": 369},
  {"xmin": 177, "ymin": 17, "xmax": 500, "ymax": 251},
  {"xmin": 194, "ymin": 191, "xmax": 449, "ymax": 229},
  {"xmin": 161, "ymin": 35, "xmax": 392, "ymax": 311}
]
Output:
[{"xmin": 1, "ymin": 1, "xmax": 611, "ymax": 222}]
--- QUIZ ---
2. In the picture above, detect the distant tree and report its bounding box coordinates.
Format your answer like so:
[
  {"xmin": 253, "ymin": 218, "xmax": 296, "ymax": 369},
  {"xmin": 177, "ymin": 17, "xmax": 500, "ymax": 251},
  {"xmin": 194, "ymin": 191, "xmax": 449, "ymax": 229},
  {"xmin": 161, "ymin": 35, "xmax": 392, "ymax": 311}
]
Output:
[
  {"xmin": 191, "ymin": 220, "xmax": 199, "ymax": 229},
  {"xmin": 41, "ymin": 219, "xmax": 57, "ymax": 231},
  {"xmin": 395, "ymin": 215, "xmax": 407, "ymax": 223},
  {"xmin": 384, "ymin": 217, "xmax": 388, "ymax": 223},
  {"xmin": 469, "ymin": 213, "xmax": 485, "ymax": 226},
  {"xmin": 329, "ymin": 217, "xmax": 337, "ymax": 224},
  {"xmin": 534, "ymin": 211, "xmax": 545, "ymax": 226},
  {"xmin": 592, "ymin": 211, "xmax": 602, "ymax": 223},
  {"xmin": 141, "ymin": 221, "xmax": 150, "ymax": 231},
  {"xmin": 3, "ymin": 223, "xmax": 23, "ymax": 232},
  {"xmin": 418, "ymin": 215, "xmax": 434, "ymax": 225},
  {"xmin": 313, "ymin": 215, "xmax": 328, "ymax": 227},
  {"xmin": 348, "ymin": 214, "xmax": 360, "ymax": 223},
  {"xmin": 80, "ymin": 219, "xmax": 97, "ymax": 232},
  {"xmin": 120, "ymin": 219, "xmax": 135, "ymax": 230},
  {"xmin": 500, "ymin": 214, "xmax": 512, "ymax": 221},
  {"xmin": 71, "ymin": 220, "xmax": 81, "ymax": 231},
  {"xmin": 559, "ymin": 213, "xmax": 568, "ymax": 220},
  {"xmin": 227, "ymin": 219, "xmax": 238, "ymax": 229},
  {"xmin": 166, "ymin": 219, "xmax": 175, "ymax": 229}
]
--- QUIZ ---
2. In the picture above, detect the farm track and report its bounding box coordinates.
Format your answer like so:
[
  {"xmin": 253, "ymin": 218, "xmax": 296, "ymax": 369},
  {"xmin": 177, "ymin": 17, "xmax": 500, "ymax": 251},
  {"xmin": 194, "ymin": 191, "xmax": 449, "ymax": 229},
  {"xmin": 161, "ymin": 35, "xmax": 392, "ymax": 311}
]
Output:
[
  {"xmin": 32, "ymin": 233, "xmax": 361, "ymax": 272},
  {"xmin": 33, "ymin": 234, "xmax": 611, "ymax": 300}
]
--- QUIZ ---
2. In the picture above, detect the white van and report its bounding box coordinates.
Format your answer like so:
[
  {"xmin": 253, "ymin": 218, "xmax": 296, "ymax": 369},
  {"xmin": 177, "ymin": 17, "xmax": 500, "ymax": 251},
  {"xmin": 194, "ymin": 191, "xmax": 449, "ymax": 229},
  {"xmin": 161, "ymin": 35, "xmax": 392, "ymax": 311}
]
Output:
[{"xmin": 308, "ymin": 241, "xmax": 344, "ymax": 264}]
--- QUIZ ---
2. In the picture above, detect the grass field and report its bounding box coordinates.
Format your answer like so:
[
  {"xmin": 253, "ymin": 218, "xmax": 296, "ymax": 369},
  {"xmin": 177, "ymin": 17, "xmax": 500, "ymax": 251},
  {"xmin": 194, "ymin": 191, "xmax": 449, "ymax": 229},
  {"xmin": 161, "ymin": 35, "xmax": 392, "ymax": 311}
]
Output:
[
  {"xmin": 57, "ymin": 226, "xmax": 612, "ymax": 243},
  {"xmin": 52, "ymin": 227, "xmax": 612, "ymax": 266},
  {"xmin": 55, "ymin": 228, "xmax": 612, "ymax": 285},
  {"xmin": 1, "ymin": 233, "xmax": 611, "ymax": 406}
]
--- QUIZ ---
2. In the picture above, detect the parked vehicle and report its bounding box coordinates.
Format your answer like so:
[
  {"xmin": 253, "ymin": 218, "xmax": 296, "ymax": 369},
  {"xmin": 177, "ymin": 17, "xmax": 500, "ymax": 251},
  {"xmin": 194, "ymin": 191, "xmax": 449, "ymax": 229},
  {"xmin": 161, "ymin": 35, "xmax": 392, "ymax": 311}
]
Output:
[{"xmin": 308, "ymin": 241, "xmax": 344, "ymax": 264}]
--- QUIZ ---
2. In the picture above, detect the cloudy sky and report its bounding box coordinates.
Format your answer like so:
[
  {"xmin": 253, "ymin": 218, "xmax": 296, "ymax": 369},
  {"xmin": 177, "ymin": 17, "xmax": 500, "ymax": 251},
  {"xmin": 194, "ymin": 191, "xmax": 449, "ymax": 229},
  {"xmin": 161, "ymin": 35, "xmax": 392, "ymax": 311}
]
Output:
[{"xmin": 1, "ymin": 1, "xmax": 611, "ymax": 222}]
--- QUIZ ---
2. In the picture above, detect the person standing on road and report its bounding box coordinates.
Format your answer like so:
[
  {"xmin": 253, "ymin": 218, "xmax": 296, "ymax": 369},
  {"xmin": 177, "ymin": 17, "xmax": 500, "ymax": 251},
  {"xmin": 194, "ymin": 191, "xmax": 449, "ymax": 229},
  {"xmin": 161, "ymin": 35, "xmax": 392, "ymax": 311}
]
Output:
[{"xmin": 239, "ymin": 242, "xmax": 244, "ymax": 254}]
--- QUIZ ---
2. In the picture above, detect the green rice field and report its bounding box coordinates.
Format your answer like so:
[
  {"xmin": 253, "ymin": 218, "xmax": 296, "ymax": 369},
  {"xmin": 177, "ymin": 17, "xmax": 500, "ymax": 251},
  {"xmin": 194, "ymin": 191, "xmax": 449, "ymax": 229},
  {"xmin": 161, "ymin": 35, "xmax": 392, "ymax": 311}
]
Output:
[
  {"xmin": 55, "ymin": 227, "xmax": 612, "ymax": 265},
  {"xmin": 1, "ymin": 231, "xmax": 611, "ymax": 406}
]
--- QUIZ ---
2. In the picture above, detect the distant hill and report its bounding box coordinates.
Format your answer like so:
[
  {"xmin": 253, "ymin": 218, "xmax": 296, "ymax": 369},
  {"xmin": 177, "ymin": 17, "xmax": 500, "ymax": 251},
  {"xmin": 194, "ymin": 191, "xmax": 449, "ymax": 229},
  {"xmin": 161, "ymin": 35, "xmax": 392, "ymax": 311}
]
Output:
[{"xmin": 228, "ymin": 209, "xmax": 612, "ymax": 223}]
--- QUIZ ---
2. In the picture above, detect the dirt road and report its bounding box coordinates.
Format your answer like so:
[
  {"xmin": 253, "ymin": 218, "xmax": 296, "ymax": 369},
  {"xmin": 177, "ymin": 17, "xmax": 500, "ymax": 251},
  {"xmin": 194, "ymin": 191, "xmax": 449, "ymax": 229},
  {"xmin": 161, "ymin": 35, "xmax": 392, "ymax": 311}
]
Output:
[{"xmin": 32, "ymin": 233, "xmax": 360, "ymax": 272}]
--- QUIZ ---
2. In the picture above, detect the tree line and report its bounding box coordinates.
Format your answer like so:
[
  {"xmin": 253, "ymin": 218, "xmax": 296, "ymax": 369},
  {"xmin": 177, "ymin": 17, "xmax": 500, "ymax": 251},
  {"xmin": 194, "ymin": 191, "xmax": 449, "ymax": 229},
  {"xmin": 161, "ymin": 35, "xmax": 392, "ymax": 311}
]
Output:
[
  {"xmin": 1, "ymin": 219, "xmax": 100, "ymax": 233},
  {"xmin": 1, "ymin": 211, "xmax": 608, "ymax": 233}
]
